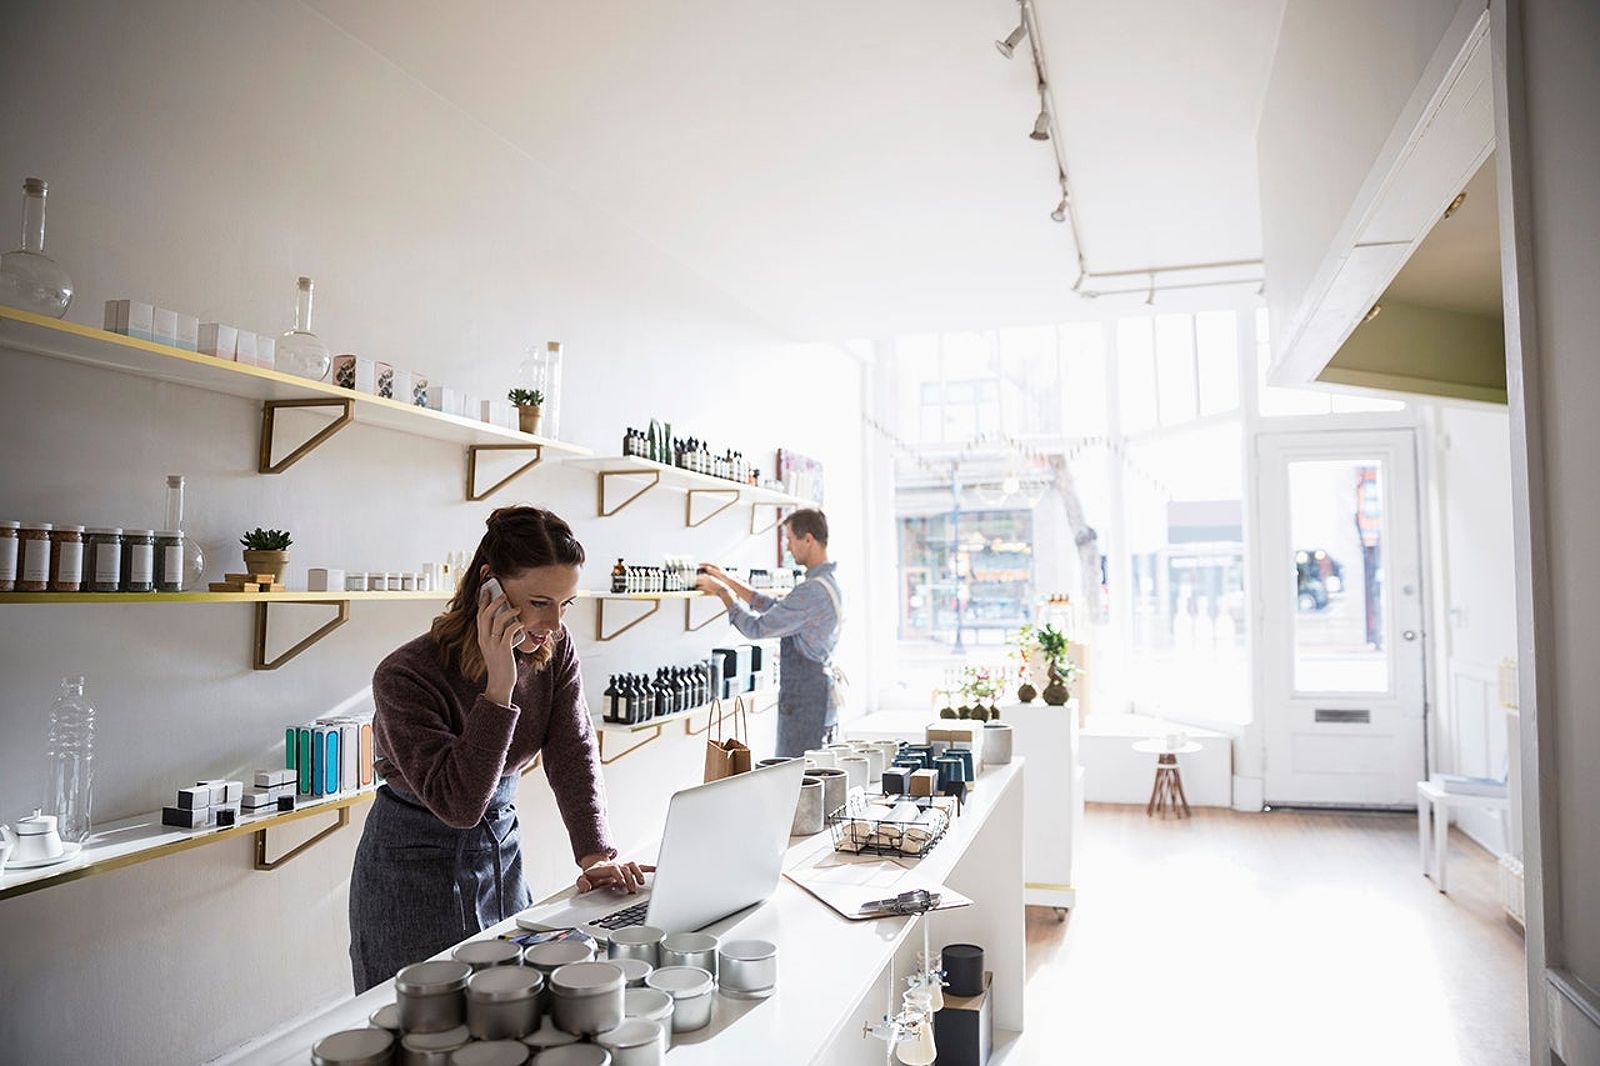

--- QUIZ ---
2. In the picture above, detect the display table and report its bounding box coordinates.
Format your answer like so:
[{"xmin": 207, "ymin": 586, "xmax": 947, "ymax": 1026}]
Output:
[
  {"xmin": 849, "ymin": 703, "xmax": 1081, "ymax": 911},
  {"xmin": 222, "ymin": 761, "xmax": 1027, "ymax": 1066}
]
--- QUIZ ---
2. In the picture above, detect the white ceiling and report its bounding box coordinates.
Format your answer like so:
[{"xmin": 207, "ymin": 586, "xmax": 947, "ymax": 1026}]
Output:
[{"xmin": 310, "ymin": 0, "xmax": 1286, "ymax": 339}]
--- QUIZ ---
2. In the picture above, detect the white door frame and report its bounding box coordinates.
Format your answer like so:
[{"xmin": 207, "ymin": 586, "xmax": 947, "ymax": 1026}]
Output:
[{"xmin": 1256, "ymin": 428, "xmax": 1428, "ymax": 807}]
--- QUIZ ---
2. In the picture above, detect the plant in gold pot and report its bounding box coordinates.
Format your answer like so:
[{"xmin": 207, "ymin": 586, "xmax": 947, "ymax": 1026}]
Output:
[
  {"xmin": 508, "ymin": 388, "xmax": 544, "ymax": 435},
  {"xmin": 239, "ymin": 527, "xmax": 292, "ymax": 584}
]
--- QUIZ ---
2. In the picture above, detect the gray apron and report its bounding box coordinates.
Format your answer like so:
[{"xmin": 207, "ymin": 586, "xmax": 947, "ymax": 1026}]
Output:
[
  {"xmin": 776, "ymin": 633, "xmax": 836, "ymax": 757},
  {"xmin": 348, "ymin": 773, "xmax": 529, "ymax": 992}
]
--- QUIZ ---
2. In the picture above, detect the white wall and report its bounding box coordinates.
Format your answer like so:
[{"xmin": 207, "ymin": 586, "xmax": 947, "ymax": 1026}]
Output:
[
  {"xmin": 0, "ymin": 3, "xmax": 869, "ymax": 1063},
  {"xmin": 1256, "ymin": 0, "xmax": 1465, "ymax": 359},
  {"xmin": 1426, "ymin": 404, "xmax": 1517, "ymax": 852}
]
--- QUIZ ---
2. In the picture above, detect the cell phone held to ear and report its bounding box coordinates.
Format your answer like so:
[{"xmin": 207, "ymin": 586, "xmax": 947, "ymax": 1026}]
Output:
[
  {"xmin": 480, "ymin": 575, "xmax": 524, "ymax": 646},
  {"xmin": 481, "ymin": 576, "xmax": 505, "ymax": 603}
]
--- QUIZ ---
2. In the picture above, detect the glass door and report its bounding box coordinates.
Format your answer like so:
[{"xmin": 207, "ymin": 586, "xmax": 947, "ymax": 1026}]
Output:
[{"xmin": 1257, "ymin": 429, "xmax": 1426, "ymax": 806}]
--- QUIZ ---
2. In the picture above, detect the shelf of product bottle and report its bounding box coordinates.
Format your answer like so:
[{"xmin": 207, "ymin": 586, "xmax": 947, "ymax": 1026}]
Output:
[
  {"xmin": 573, "ymin": 455, "xmax": 812, "ymax": 508},
  {"xmin": 0, "ymin": 787, "xmax": 378, "ymax": 901},
  {"xmin": 0, "ymin": 589, "xmax": 453, "ymax": 604},
  {"xmin": 593, "ymin": 688, "xmax": 777, "ymax": 735},
  {"xmin": 0, "ymin": 306, "xmax": 593, "ymax": 454}
]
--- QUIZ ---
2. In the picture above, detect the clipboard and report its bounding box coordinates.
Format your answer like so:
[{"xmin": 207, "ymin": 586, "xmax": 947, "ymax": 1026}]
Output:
[{"xmin": 785, "ymin": 857, "xmax": 972, "ymax": 921}]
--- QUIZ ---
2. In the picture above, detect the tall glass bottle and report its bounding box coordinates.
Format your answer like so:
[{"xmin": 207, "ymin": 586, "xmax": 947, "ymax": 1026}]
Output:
[
  {"xmin": 278, "ymin": 276, "xmax": 331, "ymax": 381},
  {"xmin": 0, "ymin": 177, "xmax": 73, "ymax": 317},
  {"xmin": 543, "ymin": 341, "xmax": 564, "ymax": 438},
  {"xmin": 163, "ymin": 474, "xmax": 205, "ymax": 587},
  {"xmin": 47, "ymin": 676, "xmax": 95, "ymax": 843}
]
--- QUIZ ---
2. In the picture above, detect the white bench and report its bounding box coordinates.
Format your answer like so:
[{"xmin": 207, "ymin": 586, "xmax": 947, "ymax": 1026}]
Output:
[{"xmin": 1416, "ymin": 779, "xmax": 1508, "ymax": 893}]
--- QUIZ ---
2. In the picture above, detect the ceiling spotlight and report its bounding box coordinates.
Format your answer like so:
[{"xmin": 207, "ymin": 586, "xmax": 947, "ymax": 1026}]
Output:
[
  {"xmin": 996, "ymin": 23, "xmax": 1027, "ymax": 58},
  {"xmin": 1051, "ymin": 197, "xmax": 1067, "ymax": 223},
  {"xmin": 1030, "ymin": 108, "xmax": 1050, "ymax": 141}
]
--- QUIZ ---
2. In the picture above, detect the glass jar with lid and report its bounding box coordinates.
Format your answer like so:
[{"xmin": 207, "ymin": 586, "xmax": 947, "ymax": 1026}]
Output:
[
  {"xmin": 86, "ymin": 529, "xmax": 123, "ymax": 592},
  {"xmin": 121, "ymin": 529, "xmax": 155, "ymax": 592},
  {"xmin": 17, "ymin": 523, "xmax": 52, "ymax": 592},
  {"xmin": 48, "ymin": 525, "xmax": 84, "ymax": 592},
  {"xmin": 0, "ymin": 520, "xmax": 19, "ymax": 591},
  {"xmin": 154, "ymin": 531, "xmax": 185, "ymax": 592}
]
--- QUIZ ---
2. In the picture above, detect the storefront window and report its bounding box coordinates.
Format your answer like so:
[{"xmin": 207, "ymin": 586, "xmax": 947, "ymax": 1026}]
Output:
[{"xmin": 899, "ymin": 510, "xmax": 1034, "ymax": 646}]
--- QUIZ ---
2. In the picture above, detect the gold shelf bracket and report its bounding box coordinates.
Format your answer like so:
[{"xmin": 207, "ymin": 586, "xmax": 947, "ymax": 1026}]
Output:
[
  {"xmin": 259, "ymin": 398, "xmax": 355, "ymax": 474},
  {"xmin": 597, "ymin": 725, "xmax": 662, "ymax": 765},
  {"xmin": 254, "ymin": 600, "xmax": 351, "ymax": 670},
  {"xmin": 749, "ymin": 502, "xmax": 789, "ymax": 536},
  {"xmin": 684, "ymin": 596, "xmax": 729, "ymax": 633},
  {"xmin": 597, "ymin": 469, "xmax": 662, "ymax": 518},
  {"xmin": 467, "ymin": 444, "xmax": 545, "ymax": 502},
  {"xmin": 594, "ymin": 597, "xmax": 661, "ymax": 642},
  {"xmin": 254, "ymin": 806, "xmax": 352, "ymax": 870},
  {"xmin": 686, "ymin": 488, "xmax": 741, "ymax": 528}
]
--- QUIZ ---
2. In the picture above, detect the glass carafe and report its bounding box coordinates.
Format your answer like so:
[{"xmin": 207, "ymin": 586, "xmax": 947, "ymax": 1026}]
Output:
[
  {"xmin": 516, "ymin": 340, "xmax": 564, "ymax": 438},
  {"xmin": 0, "ymin": 177, "xmax": 74, "ymax": 317},
  {"xmin": 164, "ymin": 474, "xmax": 205, "ymax": 587},
  {"xmin": 47, "ymin": 675, "xmax": 95, "ymax": 843},
  {"xmin": 277, "ymin": 275, "xmax": 331, "ymax": 380}
]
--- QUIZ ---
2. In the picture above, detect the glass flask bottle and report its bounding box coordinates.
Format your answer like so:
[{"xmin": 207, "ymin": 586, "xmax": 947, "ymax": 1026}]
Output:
[
  {"xmin": 277, "ymin": 275, "xmax": 331, "ymax": 380},
  {"xmin": 47, "ymin": 675, "xmax": 95, "ymax": 843},
  {"xmin": 0, "ymin": 177, "xmax": 74, "ymax": 317},
  {"xmin": 163, "ymin": 474, "xmax": 205, "ymax": 587}
]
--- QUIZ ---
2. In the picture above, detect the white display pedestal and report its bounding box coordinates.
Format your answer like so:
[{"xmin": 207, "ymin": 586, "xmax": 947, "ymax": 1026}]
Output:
[{"xmin": 848, "ymin": 699, "xmax": 1082, "ymax": 912}]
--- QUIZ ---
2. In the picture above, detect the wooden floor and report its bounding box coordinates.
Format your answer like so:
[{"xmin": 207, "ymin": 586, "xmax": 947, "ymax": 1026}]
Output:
[{"xmin": 1015, "ymin": 804, "xmax": 1528, "ymax": 1065}]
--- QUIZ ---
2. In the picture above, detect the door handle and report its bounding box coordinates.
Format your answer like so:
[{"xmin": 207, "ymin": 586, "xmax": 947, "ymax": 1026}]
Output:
[{"xmin": 1402, "ymin": 629, "xmax": 1417, "ymax": 641}]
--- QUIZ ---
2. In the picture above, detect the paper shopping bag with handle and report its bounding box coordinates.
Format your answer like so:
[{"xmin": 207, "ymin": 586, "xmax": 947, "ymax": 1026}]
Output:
[{"xmin": 703, "ymin": 695, "xmax": 753, "ymax": 782}]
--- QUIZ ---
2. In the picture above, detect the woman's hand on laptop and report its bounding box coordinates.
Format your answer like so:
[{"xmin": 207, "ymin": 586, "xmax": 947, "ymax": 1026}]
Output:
[{"xmin": 576, "ymin": 853, "xmax": 654, "ymax": 894}]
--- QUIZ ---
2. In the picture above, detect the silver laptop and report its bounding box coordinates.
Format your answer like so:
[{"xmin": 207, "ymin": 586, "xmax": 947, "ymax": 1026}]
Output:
[{"xmin": 519, "ymin": 759, "xmax": 807, "ymax": 935}]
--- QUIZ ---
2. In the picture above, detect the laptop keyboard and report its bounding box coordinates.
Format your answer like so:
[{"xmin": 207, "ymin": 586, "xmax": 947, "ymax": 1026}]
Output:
[{"xmin": 591, "ymin": 899, "xmax": 651, "ymax": 930}]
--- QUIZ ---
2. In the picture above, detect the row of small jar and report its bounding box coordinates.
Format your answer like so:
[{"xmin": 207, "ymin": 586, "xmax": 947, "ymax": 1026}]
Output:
[
  {"xmin": 310, "ymin": 930, "xmax": 777, "ymax": 1066},
  {"xmin": 0, "ymin": 522, "xmax": 186, "ymax": 593}
]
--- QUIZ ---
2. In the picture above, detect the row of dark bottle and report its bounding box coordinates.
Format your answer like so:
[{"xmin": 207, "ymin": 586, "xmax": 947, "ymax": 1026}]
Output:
[
  {"xmin": 621, "ymin": 420, "xmax": 760, "ymax": 486},
  {"xmin": 602, "ymin": 665, "xmax": 714, "ymax": 725}
]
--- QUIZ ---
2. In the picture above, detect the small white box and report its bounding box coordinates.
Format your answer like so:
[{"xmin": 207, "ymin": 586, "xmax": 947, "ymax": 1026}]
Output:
[
  {"xmin": 234, "ymin": 329, "xmax": 257, "ymax": 366},
  {"xmin": 374, "ymin": 361, "xmax": 394, "ymax": 399},
  {"xmin": 256, "ymin": 334, "xmax": 276, "ymax": 371},
  {"xmin": 307, "ymin": 567, "xmax": 345, "ymax": 592},
  {"xmin": 153, "ymin": 307, "xmax": 178, "ymax": 346},
  {"xmin": 241, "ymin": 789, "xmax": 273, "ymax": 811},
  {"xmin": 199, "ymin": 779, "xmax": 243, "ymax": 804},
  {"xmin": 198, "ymin": 323, "xmax": 237, "ymax": 359},
  {"xmin": 481, "ymin": 400, "xmax": 517, "ymax": 429},
  {"xmin": 427, "ymin": 385, "xmax": 460, "ymax": 416},
  {"xmin": 177, "ymin": 785, "xmax": 213, "ymax": 810},
  {"xmin": 175, "ymin": 313, "xmax": 199, "ymax": 352},
  {"xmin": 105, "ymin": 299, "xmax": 155, "ymax": 341},
  {"xmin": 332, "ymin": 353, "xmax": 376, "ymax": 393}
]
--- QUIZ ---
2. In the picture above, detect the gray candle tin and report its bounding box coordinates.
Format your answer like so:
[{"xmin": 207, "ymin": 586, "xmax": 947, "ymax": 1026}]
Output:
[
  {"xmin": 623, "ymin": 987, "xmax": 676, "ymax": 1050},
  {"xmin": 466, "ymin": 966, "xmax": 544, "ymax": 1040},
  {"xmin": 549, "ymin": 960, "xmax": 626, "ymax": 1036},
  {"xmin": 447, "ymin": 1040, "xmax": 529, "ymax": 1065},
  {"xmin": 519, "ymin": 1018, "xmax": 579, "ymax": 1053},
  {"xmin": 311, "ymin": 1028, "xmax": 395, "ymax": 1066},
  {"xmin": 522, "ymin": 940, "xmax": 595, "ymax": 975},
  {"xmin": 368, "ymin": 1002, "xmax": 401, "ymax": 1032},
  {"xmin": 527, "ymin": 1046, "xmax": 611, "ymax": 1066},
  {"xmin": 610, "ymin": 956, "xmax": 653, "ymax": 988},
  {"xmin": 396, "ymin": 959, "xmax": 472, "ymax": 1033},
  {"xmin": 454, "ymin": 938, "xmax": 524, "ymax": 971},
  {"xmin": 399, "ymin": 1024, "xmax": 470, "ymax": 1066},
  {"xmin": 595, "ymin": 1019, "xmax": 665, "ymax": 1066},
  {"xmin": 717, "ymin": 939, "xmax": 778, "ymax": 1000},
  {"xmin": 644, "ymin": 965, "xmax": 715, "ymax": 1032},
  {"xmin": 659, "ymin": 931, "xmax": 719, "ymax": 979},
  {"xmin": 606, "ymin": 925, "xmax": 664, "ymax": 967},
  {"xmin": 791, "ymin": 777, "xmax": 825, "ymax": 835}
]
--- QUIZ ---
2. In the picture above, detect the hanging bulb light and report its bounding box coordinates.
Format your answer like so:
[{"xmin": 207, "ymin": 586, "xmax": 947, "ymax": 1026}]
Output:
[
  {"xmin": 1030, "ymin": 107, "xmax": 1051, "ymax": 141},
  {"xmin": 995, "ymin": 23, "xmax": 1027, "ymax": 58}
]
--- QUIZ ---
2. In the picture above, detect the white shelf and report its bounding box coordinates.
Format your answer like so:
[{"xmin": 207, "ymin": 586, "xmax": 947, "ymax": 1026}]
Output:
[
  {"xmin": 0, "ymin": 787, "xmax": 377, "ymax": 901},
  {"xmin": 0, "ymin": 590, "xmax": 452, "ymax": 604},
  {"xmin": 0, "ymin": 305, "xmax": 593, "ymax": 455},
  {"xmin": 572, "ymin": 455, "xmax": 812, "ymax": 507}
]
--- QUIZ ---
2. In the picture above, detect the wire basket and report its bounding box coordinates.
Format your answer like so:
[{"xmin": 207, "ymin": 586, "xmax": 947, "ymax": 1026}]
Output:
[{"xmin": 827, "ymin": 793, "xmax": 951, "ymax": 858}]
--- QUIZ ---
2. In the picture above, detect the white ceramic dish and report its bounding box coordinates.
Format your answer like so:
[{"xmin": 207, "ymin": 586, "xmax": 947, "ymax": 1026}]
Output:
[{"xmin": 3, "ymin": 840, "xmax": 82, "ymax": 870}]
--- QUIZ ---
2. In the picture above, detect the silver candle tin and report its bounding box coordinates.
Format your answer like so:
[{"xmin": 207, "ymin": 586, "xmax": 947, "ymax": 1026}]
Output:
[
  {"xmin": 368, "ymin": 1002, "xmax": 401, "ymax": 1032},
  {"xmin": 311, "ymin": 1028, "xmax": 395, "ymax": 1066},
  {"xmin": 528, "ymin": 1046, "xmax": 611, "ymax": 1066},
  {"xmin": 595, "ymin": 1019, "xmax": 665, "ymax": 1066},
  {"xmin": 399, "ymin": 1025, "xmax": 470, "ymax": 1066},
  {"xmin": 447, "ymin": 1040, "xmax": 529, "ymax": 1065},
  {"xmin": 644, "ymin": 965, "xmax": 715, "ymax": 1032},
  {"xmin": 549, "ymin": 960, "xmax": 626, "ymax": 1036},
  {"xmin": 610, "ymin": 956, "xmax": 653, "ymax": 988},
  {"xmin": 522, "ymin": 940, "xmax": 595, "ymax": 976},
  {"xmin": 396, "ymin": 959, "xmax": 472, "ymax": 1033},
  {"xmin": 717, "ymin": 939, "xmax": 778, "ymax": 999},
  {"xmin": 466, "ymin": 966, "xmax": 544, "ymax": 1040},
  {"xmin": 623, "ymin": 987, "xmax": 675, "ymax": 1050},
  {"xmin": 454, "ymin": 938, "xmax": 524, "ymax": 971},
  {"xmin": 606, "ymin": 925, "xmax": 664, "ymax": 967},
  {"xmin": 791, "ymin": 777, "xmax": 825, "ymax": 836},
  {"xmin": 659, "ymin": 931, "xmax": 719, "ymax": 979},
  {"xmin": 519, "ymin": 1018, "xmax": 579, "ymax": 1054}
]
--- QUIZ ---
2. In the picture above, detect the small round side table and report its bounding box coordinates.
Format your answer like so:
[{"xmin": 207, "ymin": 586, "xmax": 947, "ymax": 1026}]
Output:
[{"xmin": 1132, "ymin": 739, "xmax": 1203, "ymax": 818}]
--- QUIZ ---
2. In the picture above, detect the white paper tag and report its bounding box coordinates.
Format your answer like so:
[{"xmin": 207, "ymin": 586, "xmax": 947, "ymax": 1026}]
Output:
[
  {"xmin": 22, "ymin": 538, "xmax": 51, "ymax": 582},
  {"xmin": 95, "ymin": 542, "xmax": 122, "ymax": 584},
  {"xmin": 130, "ymin": 544, "xmax": 154, "ymax": 584},
  {"xmin": 56, "ymin": 540, "xmax": 83, "ymax": 582}
]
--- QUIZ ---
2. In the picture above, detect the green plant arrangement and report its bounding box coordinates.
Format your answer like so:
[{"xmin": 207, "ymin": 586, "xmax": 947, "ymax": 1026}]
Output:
[
  {"xmin": 506, "ymin": 388, "xmax": 544, "ymax": 408},
  {"xmin": 1015, "ymin": 622, "xmax": 1078, "ymax": 705},
  {"xmin": 507, "ymin": 388, "xmax": 546, "ymax": 434},
  {"xmin": 240, "ymin": 528, "xmax": 292, "ymax": 551},
  {"xmin": 957, "ymin": 666, "xmax": 1002, "ymax": 719}
]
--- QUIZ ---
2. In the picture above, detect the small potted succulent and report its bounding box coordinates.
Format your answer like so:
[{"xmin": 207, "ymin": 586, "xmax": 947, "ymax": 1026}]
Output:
[
  {"xmin": 240, "ymin": 527, "xmax": 292, "ymax": 584},
  {"xmin": 507, "ymin": 388, "xmax": 544, "ymax": 435}
]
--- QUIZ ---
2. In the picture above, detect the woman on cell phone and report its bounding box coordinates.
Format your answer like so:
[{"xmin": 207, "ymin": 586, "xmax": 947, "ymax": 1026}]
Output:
[{"xmin": 349, "ymin": 506, "xmax": 652, "ymax": 992}]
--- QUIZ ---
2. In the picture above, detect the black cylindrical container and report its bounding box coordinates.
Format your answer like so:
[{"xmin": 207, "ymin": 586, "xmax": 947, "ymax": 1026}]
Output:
[{"xmin": 942, "ymin": 943, "xmax": 985, "ymax": 998}]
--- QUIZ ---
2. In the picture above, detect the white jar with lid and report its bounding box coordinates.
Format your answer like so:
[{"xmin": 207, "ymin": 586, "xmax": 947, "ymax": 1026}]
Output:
[
  {"xmin": 346, "ymin": 571, "xmax": 369, "ymax": 592},
  {"xmin": 310, "ymin": 1027, "xmax": 395, "ymax": 1066},
  {"xmin": 549, "ymin": 960, "xmax": 625, "ymax": 1036},
  {"xmin": 0, "ymin": 520, "xmax": 18, "ymax": 591},
  {"xmin": 395, "ymin": 959, "xmax": 471, "ymax": 1033},
  {"xmin": 86, "ymin": 529, "xmax": 123, "ymax": 592},
  {"xmin": 17, "ymin": 522, "xmax": 52, "ymax": 592},
  {"xmin": 465, "ymin": 966, "xmax": 543, "ymax": 1040},
  {"xmin": 122, "ymin": 529, "xmax": 155, "ymax": 592}
]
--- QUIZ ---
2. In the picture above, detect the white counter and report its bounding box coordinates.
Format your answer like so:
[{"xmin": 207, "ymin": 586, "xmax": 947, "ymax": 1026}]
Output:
[{"xmin": 223, "ymin": 760, "xmax": 1026, "ymax": 1066}]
